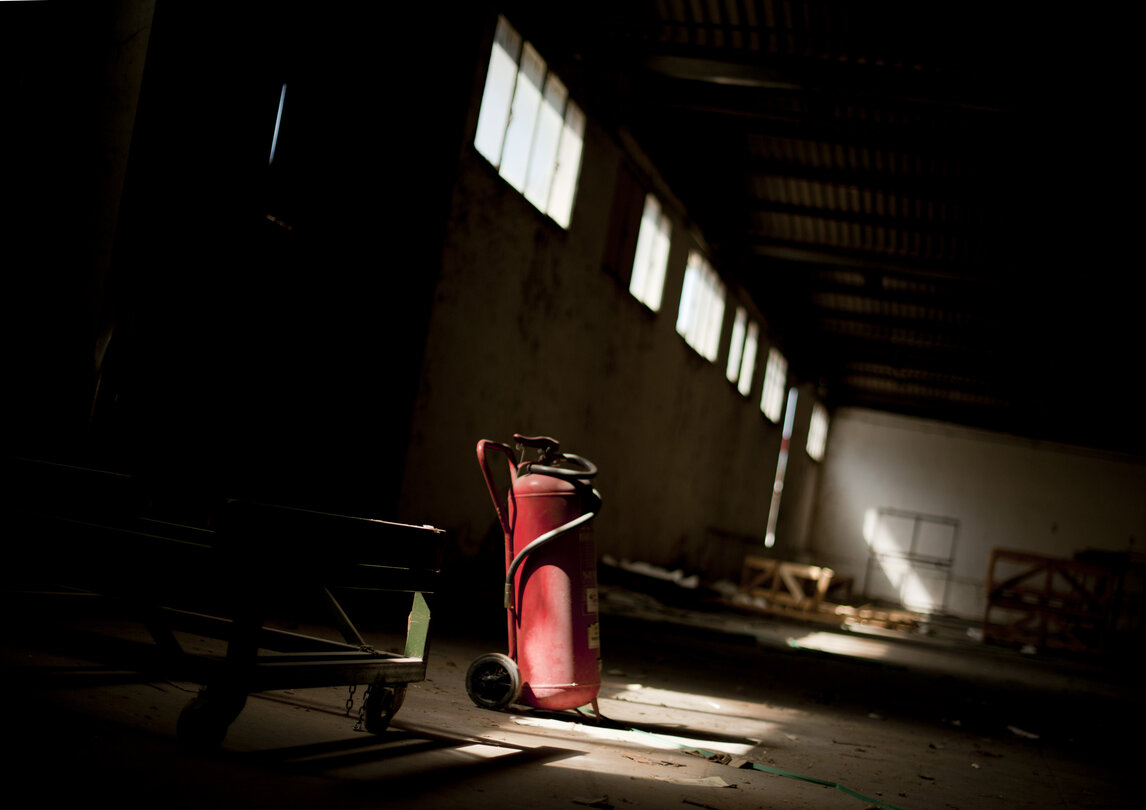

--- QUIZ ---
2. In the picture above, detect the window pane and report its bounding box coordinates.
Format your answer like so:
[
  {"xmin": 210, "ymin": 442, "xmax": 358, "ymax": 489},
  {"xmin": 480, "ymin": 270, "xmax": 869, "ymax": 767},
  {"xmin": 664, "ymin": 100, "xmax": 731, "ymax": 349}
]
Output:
[
  {"xmin": 629, "ymin": 194, "xmax": 670, "ymax": 311},
  {"xmin": 676, "ymin": 252, "xmax": 725, "ymax": 362},
  {"xmin": 738, "ymin": 320, "xmax": 759, "ymax": 396},
  {"xmin": 646, "ymin": 208, "xmax": 671, "ymax": 311},
  {"xmin": 807, "ymin": 402, "xmax": 829, "ymax": 460},
  {"xmin": 630, "ymin": 197, "xmax": 656, "ymax": 299},
  {"xmin": 499, "ymin": 42, "xmax": 544, "ymax": 192},
  {"xmin": 473, "ymin": 17, "xmax": 521, "ymax": 167},
  {"xmin": 676, "ymin": 254, "xmax": 700, "ymax": 336},
  {"xmin": 524, "ymin": 73, "xmax": 567, "ymax": 210},
  {"xmin": 547, "ymin": 100, "xmax": 584, "ymax": 228},
  {"xmin": 701, "ymin": 278, "xmax": 725, "ymax": 361},
  {"xmin": 761, "ymin": 347, "xmax": 787, "ymax": 422},
  {"xmin": 726, "ymin": 307, "xmax": 747, "ymax": 383}
]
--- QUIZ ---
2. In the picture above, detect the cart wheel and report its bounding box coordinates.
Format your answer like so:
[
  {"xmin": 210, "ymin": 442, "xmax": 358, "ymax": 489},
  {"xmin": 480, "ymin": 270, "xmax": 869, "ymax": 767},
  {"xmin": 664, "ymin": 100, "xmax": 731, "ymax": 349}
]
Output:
[
  {"xmin": 363, "ymin": 683, "xmax": 407, "ymax": 734},
  {"xmin": 465, "ymin": 652, "xmax": 522, "ymax": 710},
  {"xmin": 176, "ymin": 689, "xmax": 247, "ymax": 751}
]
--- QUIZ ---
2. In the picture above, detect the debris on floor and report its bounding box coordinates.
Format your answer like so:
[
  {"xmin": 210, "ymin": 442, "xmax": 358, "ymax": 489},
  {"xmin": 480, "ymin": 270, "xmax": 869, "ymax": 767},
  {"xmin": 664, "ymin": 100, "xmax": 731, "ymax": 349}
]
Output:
[{"xmin": 734, "ymin": 555, "xmax": 923, "ymax": 632}]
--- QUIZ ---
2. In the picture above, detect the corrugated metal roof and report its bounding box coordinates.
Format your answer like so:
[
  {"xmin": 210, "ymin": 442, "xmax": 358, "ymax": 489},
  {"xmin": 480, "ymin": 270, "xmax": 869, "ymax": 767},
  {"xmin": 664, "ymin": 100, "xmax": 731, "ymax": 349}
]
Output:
[{"xmin": 503, "ymin": 0, "xmax": 1141, "ymax": 455}]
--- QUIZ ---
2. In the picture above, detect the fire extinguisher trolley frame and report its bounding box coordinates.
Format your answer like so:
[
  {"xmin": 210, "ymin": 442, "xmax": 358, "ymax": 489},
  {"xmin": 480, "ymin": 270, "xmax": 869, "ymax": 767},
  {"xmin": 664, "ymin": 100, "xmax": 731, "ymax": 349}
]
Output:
[{"xmin": 467, "ymin": 434, "xmax": 603, "ymax": 716}]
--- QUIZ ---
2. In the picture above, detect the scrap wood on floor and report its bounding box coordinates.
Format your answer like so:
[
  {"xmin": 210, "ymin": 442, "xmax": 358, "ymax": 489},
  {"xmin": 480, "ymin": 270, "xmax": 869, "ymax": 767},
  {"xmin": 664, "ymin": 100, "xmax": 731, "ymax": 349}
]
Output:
[{"xmin": 732, "ymin": 555, "xmax": 921, "ymax": 632}]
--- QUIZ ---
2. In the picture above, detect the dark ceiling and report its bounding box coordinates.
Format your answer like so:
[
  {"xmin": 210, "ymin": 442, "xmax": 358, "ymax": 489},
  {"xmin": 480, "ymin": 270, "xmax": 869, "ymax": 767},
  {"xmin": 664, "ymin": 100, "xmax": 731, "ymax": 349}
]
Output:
[{"xmin": 501, "ymin": 1, "xmax": 1140, "ymax": 457}]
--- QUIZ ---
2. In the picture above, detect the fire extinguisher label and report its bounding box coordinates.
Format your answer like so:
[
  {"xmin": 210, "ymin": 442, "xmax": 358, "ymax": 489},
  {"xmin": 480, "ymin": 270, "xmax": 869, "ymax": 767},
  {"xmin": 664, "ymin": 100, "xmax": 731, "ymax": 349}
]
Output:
[
  {"xmin": 587, "ymin": 621, "xmax": 600, "ymax": 649},
  {"xmin": 585, "ymin": 587, "xmax": 598, "ymax": 613}
]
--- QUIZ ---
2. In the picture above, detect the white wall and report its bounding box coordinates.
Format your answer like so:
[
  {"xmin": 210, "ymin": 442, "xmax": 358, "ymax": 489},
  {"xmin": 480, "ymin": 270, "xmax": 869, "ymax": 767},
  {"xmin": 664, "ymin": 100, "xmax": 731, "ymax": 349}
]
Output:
[{"xmin": 808, "ymin": 407, "xmax": 1146, "ymax": 619}]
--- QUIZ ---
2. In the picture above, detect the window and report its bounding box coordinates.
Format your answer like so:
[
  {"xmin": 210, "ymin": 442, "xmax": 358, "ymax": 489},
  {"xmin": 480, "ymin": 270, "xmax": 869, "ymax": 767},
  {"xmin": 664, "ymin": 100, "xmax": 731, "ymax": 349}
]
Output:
[
  {"xmin": 807, "ymin": 402, "xmax": 829, "ymax": 461},
  {"xmin": 628, "ymin": 194, "xmax": 671, "ymax": 311},
  {"xmin": 268, "ymin": 83, "xmax": 287, "ymax": 166},
  {"xmin": 760, "ymin": 347, "xmax": 788, "ymax": 422},
  {"xmin": 726, "ymin": 307, "xmax": 759, "ymax": 397},
  {"xmin": 675, "ymin": 251, "xmax": 725, "ymax": 361},
  {"xmin": 474, "ymin": 16, "xmax": 585, "ymax": 228}
]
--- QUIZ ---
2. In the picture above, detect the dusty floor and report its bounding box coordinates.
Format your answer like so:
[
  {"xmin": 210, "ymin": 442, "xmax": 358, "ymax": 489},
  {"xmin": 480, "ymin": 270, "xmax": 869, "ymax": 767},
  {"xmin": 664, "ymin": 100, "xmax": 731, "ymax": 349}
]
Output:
[{"xmin": 2, "ymin": 579, "xmax": 1140, "ymax": 810}]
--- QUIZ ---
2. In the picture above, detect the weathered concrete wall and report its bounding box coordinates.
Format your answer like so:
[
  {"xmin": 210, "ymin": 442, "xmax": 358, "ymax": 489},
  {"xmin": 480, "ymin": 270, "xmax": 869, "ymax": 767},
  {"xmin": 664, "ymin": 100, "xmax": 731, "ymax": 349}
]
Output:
[
  {"xmin": 807, "ymin": 407, "xmax": 1146, "ymax": 619},
  {"xmin": 395, "ymin": 34, "xmax": 796, "ymax": 584}
]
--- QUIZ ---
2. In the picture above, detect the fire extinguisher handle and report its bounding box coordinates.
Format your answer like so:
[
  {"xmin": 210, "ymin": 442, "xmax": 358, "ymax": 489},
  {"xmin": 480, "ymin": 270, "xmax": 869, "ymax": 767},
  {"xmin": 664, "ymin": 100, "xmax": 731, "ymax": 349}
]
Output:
[
  {"xmin": 513, "ymin": 434, "xmax": 560, "ymax": 454},
  {"xmin": 476, "ymin": 440, "xmax": 517, "ymax": 538}
]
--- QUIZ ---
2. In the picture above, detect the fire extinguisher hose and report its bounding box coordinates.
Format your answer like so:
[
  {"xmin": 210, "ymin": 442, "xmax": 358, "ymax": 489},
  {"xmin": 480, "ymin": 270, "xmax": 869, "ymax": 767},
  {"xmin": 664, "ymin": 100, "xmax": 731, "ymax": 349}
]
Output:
[
  {"xmin": 504, "ymin": 490, "xmax": 601, "ymax": 610},
  {"xmin": 524, "ymin": 453, "xmax": 598, "ymax": 480}
]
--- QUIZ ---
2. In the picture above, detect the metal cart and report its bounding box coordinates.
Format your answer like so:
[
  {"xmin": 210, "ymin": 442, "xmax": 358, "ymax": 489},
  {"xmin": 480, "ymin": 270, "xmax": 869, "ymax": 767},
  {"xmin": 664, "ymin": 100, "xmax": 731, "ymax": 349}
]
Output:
[{"xmin": 4, "ymin": 456, "xmax": 443, "ymax": 749}]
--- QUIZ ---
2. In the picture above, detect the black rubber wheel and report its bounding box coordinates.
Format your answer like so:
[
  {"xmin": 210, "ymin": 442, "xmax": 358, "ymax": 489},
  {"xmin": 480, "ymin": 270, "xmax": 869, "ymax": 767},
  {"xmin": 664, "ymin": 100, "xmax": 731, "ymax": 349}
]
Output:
[
  {"xmin": 363, "ymin": 683, "xmax": 407, "ymax": 734},
  {"xmin": 465, "ymin": 652, "xmax": 522, "ymax": 710},
  {"xmin": 176, "ymin": 689, "xmax": 247, "ymax": 751}
]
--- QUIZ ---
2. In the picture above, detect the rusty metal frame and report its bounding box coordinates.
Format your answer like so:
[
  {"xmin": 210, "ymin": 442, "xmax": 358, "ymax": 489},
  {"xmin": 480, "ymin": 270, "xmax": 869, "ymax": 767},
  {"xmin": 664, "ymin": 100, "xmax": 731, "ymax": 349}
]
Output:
[{"xmin": 4, "ymin": 456, "xmax": 443, "ymax": 746}]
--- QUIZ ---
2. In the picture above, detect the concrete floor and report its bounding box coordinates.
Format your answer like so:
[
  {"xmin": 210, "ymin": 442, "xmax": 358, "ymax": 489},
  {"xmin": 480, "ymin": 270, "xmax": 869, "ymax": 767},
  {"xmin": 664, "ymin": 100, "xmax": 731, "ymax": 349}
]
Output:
[{"xmin": 2, "ymin": 580, "xmax": 1140, "ymax": 810}]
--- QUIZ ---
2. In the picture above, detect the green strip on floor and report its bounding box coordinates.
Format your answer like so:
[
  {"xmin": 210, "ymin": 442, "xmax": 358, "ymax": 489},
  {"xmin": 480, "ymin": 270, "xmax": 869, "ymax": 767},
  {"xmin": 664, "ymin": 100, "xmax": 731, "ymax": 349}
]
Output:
[{"xmin": 630, "ymin": 728, "xmax": 909, "ymax": 810}]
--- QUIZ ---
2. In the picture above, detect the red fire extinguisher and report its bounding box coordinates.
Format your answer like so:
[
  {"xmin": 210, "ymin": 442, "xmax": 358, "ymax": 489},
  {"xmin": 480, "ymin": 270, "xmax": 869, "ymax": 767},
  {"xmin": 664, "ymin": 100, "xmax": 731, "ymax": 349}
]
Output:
[{"xmin": 466, "ymin": 434, "xmax": 602, "ymax": 716}]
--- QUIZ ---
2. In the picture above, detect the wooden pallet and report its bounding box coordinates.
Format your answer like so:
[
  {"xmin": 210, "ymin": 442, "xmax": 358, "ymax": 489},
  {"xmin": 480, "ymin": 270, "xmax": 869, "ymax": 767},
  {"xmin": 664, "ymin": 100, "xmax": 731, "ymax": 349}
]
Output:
[
  {"xmin": 736, "ymin": 555, "xmax": 918, "ymax": 631},
  {"xmin": 740, "ymin": 556, "xmax": 840, "ymax": 612}
]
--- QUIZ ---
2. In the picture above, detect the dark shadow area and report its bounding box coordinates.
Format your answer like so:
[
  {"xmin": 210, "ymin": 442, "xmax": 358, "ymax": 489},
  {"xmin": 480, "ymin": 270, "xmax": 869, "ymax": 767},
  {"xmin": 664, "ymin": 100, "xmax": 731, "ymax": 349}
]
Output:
[
  {"xmin": 236, "ymin": 730, "xmax": 461, "ymax": 770},
  {"xmin": 228, "ymin": 723, "xmax": 584, "ymax": 782},
  {"xmin": 327, "ymin": 741, "xmax": 584, "ymax": 799},
  {"xmin": 6, "ymin": 687, "xmax": 586, "ymax": 809}
]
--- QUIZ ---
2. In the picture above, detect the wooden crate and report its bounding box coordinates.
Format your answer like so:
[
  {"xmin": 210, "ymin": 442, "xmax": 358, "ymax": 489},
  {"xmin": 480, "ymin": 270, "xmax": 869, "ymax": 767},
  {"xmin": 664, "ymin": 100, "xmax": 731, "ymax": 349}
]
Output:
[{"xmin": 983, "ymin": 548, "xmax": 1117, "ymax": 652}]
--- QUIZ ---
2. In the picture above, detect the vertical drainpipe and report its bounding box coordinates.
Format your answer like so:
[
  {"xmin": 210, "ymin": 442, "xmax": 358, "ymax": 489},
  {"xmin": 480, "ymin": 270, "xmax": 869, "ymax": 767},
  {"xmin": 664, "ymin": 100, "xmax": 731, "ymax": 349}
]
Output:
[{"xmin": 764, "ymin": 387, "xmax": 799, "ymax": 549}]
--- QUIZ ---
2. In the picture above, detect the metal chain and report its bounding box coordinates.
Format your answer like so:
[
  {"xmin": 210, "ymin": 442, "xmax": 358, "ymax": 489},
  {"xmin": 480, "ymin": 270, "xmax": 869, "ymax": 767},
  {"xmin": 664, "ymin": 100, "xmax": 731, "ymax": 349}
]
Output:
[
  {"xmin": 346, "ymin": 645, "xmax": 379, "ymax": 728},
  {"xmin": 353, "ymin": 682, "xmax": 373, "ymax": 732}
]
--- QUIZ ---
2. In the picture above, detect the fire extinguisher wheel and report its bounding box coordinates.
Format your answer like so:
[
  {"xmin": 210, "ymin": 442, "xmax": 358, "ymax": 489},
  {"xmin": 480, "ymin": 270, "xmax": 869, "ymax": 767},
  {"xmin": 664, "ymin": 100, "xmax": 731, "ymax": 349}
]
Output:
[{"xmin": 465, "ymin": 652, "xmax": 522, "ymax": 710}]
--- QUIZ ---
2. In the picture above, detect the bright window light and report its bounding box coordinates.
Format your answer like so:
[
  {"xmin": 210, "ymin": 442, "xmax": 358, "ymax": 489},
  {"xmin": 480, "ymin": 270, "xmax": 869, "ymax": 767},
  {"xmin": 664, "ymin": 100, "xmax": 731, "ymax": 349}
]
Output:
[
  {"xmin": 473, "ymin": 15, "xmax": 584, "ymax": 229},
  {"xmin": 473, "ymin": 18, "xmax": 520, "ymax": 166},
  {"xmin": 760, "ymin": 347, "xmax": 787, "ymax": 422},
  {"xmin": 726, "ymin": 307, "xmax": 746, "ymax": 383},
  {"xmin": 675, "ymin": 252, "xmax": 725, "ymax": 362},
  {"xmin": 268, "ymin": 83, "xmax": 287, "ymax": 165},
  {"xmin": 547, "ymin": 101, "xmax": 584, "ymax": 228},
  {"xmin": 807, "ymin": 401, "xmax": 829, "ymax": 461},
  {"xmin": 727, "ymin": 308, "xmax": 759, "ymax": 397},
  {"xmin": 523, "ymin": 72, "xmax": 566, "ymax": 209},
  {"xmin": 738, "ymin": 320, "xmax": 759, "ymax": 396},
  {"xmin": 629, "ymin": 194, "xmax": 671, "ymax": 311},
  {"xmin": 499, "ymin": 42, "xmax": 543, "ymax": 192}
]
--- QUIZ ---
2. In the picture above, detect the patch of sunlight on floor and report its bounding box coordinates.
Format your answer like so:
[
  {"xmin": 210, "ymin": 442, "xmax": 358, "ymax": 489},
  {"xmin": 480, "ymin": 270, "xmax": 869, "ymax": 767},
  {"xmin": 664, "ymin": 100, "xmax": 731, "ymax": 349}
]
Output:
[
  {"xmin": 510, "ymin": 715, "xmax": 758, "ymax": 757},
  {"xmin": 788, "ymin": 630, "xmax": 895, "ymax": 659},
  {"xmin": 454, "ymin": 742, "xmax": 531, "ymax": 759},
  {"xmin": 606, "ymin": 684, "xmax": 729, "ymax": 714}
]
